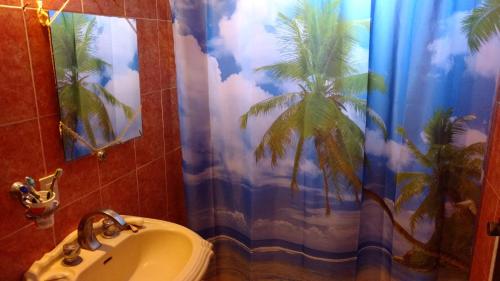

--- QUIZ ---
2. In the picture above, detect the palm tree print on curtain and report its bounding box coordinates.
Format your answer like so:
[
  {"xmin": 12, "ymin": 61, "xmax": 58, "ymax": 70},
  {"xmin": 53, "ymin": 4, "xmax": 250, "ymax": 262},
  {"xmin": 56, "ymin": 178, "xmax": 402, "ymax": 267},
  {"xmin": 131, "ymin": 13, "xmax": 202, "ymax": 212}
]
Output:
[
  {"xmin": 172, "ymin": 0, "xmax": 500, "ymax": 280},
  {"xmin": 51, "ymin": 13, "xmax": 141, "ymax": 160},
  {"xmin": 241, "ymin": 0, "xmax": 387, "ymax": 215},
  {"xmin": 241, "ymin": 0, "xmax": 485, "ymax": 274},
  {"xmin": 394, "ymin": 110, "xmax": 484, "ymax": 270}
]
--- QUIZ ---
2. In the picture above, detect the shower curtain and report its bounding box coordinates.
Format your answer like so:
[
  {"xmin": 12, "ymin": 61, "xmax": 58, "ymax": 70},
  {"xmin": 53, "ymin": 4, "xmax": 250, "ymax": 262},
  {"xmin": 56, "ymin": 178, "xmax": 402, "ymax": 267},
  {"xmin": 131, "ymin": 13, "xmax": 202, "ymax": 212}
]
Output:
[{"xmin": 171, "ymin": 0, "xmax": 500, "ymax": 280}]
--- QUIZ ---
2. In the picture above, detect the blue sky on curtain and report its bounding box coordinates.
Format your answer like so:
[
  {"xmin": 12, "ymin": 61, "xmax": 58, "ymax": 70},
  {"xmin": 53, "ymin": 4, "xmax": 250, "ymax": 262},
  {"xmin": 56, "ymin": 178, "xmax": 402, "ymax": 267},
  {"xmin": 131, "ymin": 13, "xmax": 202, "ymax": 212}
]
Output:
[{"xmin": 171, "ymin": 0, "xmax": 500, "ymax": 280}]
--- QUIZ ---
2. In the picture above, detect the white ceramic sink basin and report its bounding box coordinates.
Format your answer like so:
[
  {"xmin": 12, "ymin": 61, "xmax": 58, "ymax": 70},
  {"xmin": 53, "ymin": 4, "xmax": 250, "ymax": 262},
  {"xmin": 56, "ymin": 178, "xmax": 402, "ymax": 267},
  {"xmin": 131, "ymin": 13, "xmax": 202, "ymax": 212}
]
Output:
[{"xmin": 25, "ymin": 216, "xmax": 213, "ymax": 281}]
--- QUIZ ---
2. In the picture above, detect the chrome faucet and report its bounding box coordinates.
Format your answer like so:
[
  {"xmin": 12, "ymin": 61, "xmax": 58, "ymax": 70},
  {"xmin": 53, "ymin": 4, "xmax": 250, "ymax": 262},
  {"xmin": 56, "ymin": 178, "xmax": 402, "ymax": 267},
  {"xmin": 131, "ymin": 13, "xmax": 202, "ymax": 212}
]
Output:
[{"xmin": 77, "ymin": 209, "xmax": 128, "ymax": 251}]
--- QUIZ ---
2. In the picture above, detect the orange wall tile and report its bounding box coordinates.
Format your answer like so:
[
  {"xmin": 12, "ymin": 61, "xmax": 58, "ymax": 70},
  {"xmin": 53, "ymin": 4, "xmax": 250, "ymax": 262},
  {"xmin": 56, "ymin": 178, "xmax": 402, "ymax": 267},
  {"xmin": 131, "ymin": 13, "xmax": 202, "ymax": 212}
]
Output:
[{"xmin": 0, "ymin": 1, "xmax": 185, "ymax": 280}]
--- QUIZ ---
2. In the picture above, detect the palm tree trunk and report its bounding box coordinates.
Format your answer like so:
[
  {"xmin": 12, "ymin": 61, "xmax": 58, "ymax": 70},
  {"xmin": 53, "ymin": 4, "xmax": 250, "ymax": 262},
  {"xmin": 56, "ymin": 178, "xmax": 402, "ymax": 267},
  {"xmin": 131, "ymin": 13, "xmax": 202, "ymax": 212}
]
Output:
[
  {"xmin": 321, "ymin": 168, "xmax": 331, "ymax": 215},
  {"xmin": 290, "ymin": 135, "xmax": 305, "ymax": 192},
  {"xmin": 362, "ymin": 189, "xmax": 469, "ymax": 272},
  {"xmin": 424, "ymin": 154, "xmax": 447, "ymax": 269},
  {"xmin": 424, "ymin": 201, "xmax": 445, "ymax": 268}
]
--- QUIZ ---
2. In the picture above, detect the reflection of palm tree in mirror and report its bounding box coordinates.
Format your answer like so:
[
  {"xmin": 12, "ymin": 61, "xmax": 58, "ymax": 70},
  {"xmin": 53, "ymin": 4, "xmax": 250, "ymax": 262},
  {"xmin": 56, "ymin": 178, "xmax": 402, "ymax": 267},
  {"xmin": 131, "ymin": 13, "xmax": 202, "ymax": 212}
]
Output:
[
  {"xmin": 462, "ymin": 0, "xmax": 500, "ymax": 52},
  {"xmin": 51, "ymin": 14, "xmax": 134, "ymax": 158},
  {"xmin": 240, "ymin": 0, "xmax": 386, "ymax": 214},
  {"xmin": 395, "ymin": 109, "xmax": 484, "ymax": 269}
]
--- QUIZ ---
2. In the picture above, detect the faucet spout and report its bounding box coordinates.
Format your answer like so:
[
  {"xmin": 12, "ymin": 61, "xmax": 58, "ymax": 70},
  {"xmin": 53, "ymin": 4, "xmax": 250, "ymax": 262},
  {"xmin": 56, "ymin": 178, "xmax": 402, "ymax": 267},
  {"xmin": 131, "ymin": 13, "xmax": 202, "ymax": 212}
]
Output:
[{"xmin": 77, "ymin": 209, "xmax": 128, "ymax": 251}]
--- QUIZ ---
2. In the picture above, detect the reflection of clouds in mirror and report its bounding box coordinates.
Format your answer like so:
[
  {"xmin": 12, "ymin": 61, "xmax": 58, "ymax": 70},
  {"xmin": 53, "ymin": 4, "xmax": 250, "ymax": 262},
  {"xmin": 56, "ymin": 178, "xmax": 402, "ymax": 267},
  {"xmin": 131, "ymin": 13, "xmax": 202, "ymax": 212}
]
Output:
[{"xmin": 91, "ymin": 16, "xmax": 141, "ymax": 143}]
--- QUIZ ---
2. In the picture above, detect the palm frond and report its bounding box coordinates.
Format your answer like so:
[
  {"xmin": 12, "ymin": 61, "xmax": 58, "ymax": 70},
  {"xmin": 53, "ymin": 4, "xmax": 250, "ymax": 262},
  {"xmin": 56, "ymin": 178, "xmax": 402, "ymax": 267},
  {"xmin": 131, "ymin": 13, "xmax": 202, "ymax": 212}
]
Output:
[
  {"xmin": 301, "ymin": 93, "xmax": 340, "ymax": 137},
  {"xmin": 423, "ymin": 108, "xmax": 456, "ymax": 145},
  {"xmin": 398, "ymin": 127, "xmax": 433, "ymax": 167},
  {"xmin": 334, "ymin": 72, "xmax": 387, "ymax": 95},
  {"xmin": 409, "ymin": 193, "xmax": 440, "ymax": 232},
  {"xmin": 395, "ymin": 175, "xmax": 429, "ymax": 212},
  {"xmin": 322, "ymin": 133, "xmax": 362, "ymax": 197},
  {"xmin": 256, "ymin": 62, "xmax": 305, "ymax": 81},
  {"xmin": 338, "ymin": 95, "xmax": 387, "ymax": 138},
  {"xmin": 240, "ymin": 92, "xmax": 301, "ymax": 128},
  {"xmin": 255, "ymin": 102, "xmax": 303, "ymax": 165},
  {"xmin": 93, "ymin": 84, "xmax": 134, "ymax": 119},
  {"xmin": 78, "ymin": 85, "xmax": 116, "ymax": 143},
  {"xmin": 462, "ymin": 0, "xmax": 500, "ymax": 52}
]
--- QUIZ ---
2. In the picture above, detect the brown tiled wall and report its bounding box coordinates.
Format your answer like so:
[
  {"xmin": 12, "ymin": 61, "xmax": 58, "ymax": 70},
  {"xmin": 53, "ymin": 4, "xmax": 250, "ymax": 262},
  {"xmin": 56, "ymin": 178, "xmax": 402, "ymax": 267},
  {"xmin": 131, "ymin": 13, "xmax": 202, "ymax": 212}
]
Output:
[
  {"xmin": 470, "ymin": 78, "xmax": 500, "ymax": 281},
  {"xmin": 0, "ymin": 1, "xmax": 185, "ymax": 280}
]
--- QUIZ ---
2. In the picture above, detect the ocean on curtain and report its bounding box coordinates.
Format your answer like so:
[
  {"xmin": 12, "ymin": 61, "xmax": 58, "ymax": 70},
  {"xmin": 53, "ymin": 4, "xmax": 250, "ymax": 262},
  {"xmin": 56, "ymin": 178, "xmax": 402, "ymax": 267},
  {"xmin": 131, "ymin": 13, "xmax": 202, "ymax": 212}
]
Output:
[{"xmin": 171, "ymin": 0, "xmax": 500, "ymax": 280}]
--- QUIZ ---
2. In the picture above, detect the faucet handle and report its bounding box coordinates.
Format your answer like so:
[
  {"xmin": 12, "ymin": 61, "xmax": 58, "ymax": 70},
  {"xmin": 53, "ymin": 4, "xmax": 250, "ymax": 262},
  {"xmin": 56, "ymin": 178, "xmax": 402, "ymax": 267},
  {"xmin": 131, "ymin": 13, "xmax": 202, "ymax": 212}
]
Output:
[
  {"xmin": 102, "ymin": 218, "xmax": 119, "ymax": 238},
  {"xmin": 62, "ymin": 241, "xmax": 82, "ymax": 266}
]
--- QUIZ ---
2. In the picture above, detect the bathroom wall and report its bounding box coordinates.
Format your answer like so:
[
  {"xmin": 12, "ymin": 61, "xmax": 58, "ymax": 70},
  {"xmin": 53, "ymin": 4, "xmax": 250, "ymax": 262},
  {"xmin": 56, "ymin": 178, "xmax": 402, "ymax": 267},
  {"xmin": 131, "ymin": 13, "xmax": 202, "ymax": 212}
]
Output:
[
  {"xmin": 0, "ymin": 0, "xmax": 185, "ymax": 280},
  {"xmin": 470, "ymin": 78, "xmax": 500, "ymax": 281}
]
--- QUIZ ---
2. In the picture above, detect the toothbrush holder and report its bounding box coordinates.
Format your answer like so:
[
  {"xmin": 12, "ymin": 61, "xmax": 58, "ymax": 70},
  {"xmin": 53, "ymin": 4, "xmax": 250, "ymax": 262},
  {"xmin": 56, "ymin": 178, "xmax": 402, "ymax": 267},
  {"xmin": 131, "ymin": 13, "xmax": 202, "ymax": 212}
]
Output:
[{"xmin": 25, "ymin": 191, "xmax": 59, "ymax": 229}]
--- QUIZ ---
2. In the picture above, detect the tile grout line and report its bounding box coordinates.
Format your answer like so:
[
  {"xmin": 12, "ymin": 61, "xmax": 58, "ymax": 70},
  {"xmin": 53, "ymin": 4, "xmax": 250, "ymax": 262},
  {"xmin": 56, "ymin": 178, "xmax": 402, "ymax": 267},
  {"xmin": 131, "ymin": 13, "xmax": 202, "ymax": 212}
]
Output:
[
  {"xmin": 161, "ymin": 89, "xmax": 170, "ymax": 220},
  {"xmin": 136, "ymin": 154, "xmax": 164, "ymax": 170},
  {"xmin": 488, "ymin": 178, "xmax": 500, "ymax": 201},
  {"xmin": 161, "ymin": 85, "xmax": 177, "ymax": 91},
  {"xmin": 133, "ymin": 139, "xmax": 141, "ymax": 216},
  {"xmin": 0, "ymin": 116, "xmax": 39, "ymax": 128},
  {"xmin": 0, "ymin": 221, "xmax": 35, "ymax": 242},
  {"xmin": 166, "ymin": 145, "xmax": 182, "ymax": 155},
  {"xmin": 486, "ymin": 178, "xmax": 498, "ymax": 199},
  {"xmin": 142, "ymin": 89, "xmax": 163, "ymax": 96},
  {"xmin": 155, "ymin": 2, "xmax": 170, "ymax": 219},
  {"xmin": 20, "ymin": 0, "xmax": 48, "ymax": 176},
  {"xmin": 155, "ymin": 0, "xmax": 159, "ymax": 19},
  {"xmin": 60, "ymin": 162, "xmax": 148, "ymax": 211},
  {"xmin": 56, "ymin": 189, "xmax": 101, "ymax": 216},
  {"xmin": 100, "ymin": 168, "xmax": 137, "ymax": 189},
  {"xmin": 96, "ymin": 157, "xmax": 104, "ymax": 208},
  {"xmin": 7, "ymin": 6, "xmax": 167, "ymax": 21},
  {"xmin": 21, "ymin": 0, "xmax": 58, "ymax": 247},
  {"xmin": 0, "ymin": 3, "xmax": 23, "ymax": 9}
]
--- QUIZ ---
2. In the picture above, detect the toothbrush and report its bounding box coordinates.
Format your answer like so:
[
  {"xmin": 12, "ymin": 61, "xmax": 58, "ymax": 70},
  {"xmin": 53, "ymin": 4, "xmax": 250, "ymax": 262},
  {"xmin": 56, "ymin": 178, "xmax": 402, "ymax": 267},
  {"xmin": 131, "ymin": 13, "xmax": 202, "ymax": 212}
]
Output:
[
  {"xmin": 47, "ymin": 168, "xmax": 63, "ymax": 199},
  {"xmin": 49, "ymin": 168, "xmax": 63, "ymax": 191},
  {"xmin": 22, "ymin": 179, "xmax": 41, "ymax": 200}
]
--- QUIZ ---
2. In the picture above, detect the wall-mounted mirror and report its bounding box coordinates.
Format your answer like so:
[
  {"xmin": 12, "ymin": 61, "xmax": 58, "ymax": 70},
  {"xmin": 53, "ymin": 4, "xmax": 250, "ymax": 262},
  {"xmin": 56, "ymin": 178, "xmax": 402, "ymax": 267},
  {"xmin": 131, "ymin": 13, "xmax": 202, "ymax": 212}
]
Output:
[{"xmin": 50, "ymin": 11, "xmax": 142, "ymax": 161}]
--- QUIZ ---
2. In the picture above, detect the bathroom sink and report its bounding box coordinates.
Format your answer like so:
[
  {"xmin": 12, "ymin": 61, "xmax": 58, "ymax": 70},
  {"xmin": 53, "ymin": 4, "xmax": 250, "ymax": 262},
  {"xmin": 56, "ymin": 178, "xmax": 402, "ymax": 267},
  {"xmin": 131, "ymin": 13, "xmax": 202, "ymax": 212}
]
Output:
[{"xmin": 24, "ymin": 216, "xmax": 213, "ymax": 281}]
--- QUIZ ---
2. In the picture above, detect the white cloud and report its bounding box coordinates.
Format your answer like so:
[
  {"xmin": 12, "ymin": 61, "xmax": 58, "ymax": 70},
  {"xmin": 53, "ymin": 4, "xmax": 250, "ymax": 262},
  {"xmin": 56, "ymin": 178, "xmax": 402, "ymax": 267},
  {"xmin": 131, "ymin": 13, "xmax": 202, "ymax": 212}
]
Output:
[
  {"xmin": 427, "ymin": 12, "xmax": 469, "ymax": 73},
  {"xmin": 212, "ymin": 0, "xmax": 371, "ymax": 84},
  {"xmin": 427, "ymin": 11, "xmax": 500, "ymax": 78},
  {"xmin": 173, "ymin": 23, "xmax": 321, "ymax": 190},
  {"xmin": 92, "ymin": 16, "xmax": 138, "ymax": 76},
  {"xmin": 351, "ymin": 45, "xmax": 370, "ymax": 74},
  {"xmin": 103, "ymin": 69, "xmax": 141, "ymax": 140},
  {"xmin": 211, "ymin": 0, "xmax": 293, "ymax": 80},
  {"xmin": 364, "ymin": 129, "xmax": 412, "ymax": 172},
  {"xmin": 466, "ymin": 35, "xmax": 500, "ymax": 78},
  {"xmin": 216, "ymin": 209, "xmax": 248, "ymax": 230},
  {"xmin": 454, "ymin": 128, "xmax": 487, "ymax": 147},
  {"xmin": 365, "ymin": 126, "xmax": 486, "ymax": 172}
]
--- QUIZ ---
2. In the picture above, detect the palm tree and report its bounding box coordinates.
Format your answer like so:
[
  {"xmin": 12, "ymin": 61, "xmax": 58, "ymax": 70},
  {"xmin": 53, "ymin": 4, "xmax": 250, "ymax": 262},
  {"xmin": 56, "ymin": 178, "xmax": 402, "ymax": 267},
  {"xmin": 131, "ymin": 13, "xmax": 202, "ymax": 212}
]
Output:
[
  {"xmin": 462, "ymin": 0, "xmax": 500, "ymax": 52},
  {"xmin": 395, "ymin": 109, "xmax": 485, "ymax": 268},
  {"xmin": 240, "ymin": 0, "xmax": 386, "ymax": 214},
  {"xmin": 51, "ymin": 13, "xmax": 134, "ymax": 158}
]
